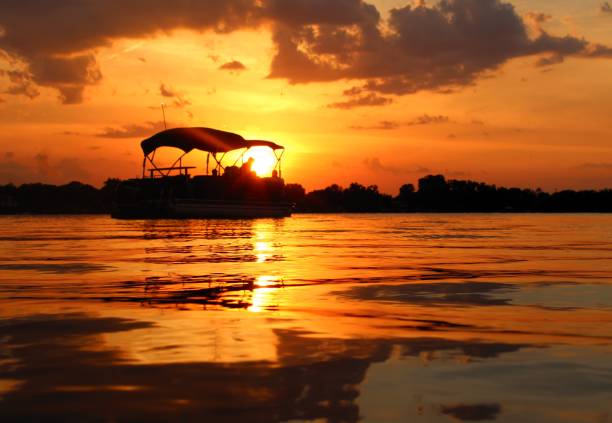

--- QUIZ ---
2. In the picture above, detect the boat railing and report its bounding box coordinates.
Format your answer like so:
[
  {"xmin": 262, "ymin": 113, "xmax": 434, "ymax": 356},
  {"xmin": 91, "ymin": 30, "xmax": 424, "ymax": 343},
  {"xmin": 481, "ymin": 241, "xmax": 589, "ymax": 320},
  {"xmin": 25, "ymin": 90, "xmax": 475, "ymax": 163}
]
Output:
[{"xmin": 147, "ymin": 166, "xmax": 196, "ymax": 178}]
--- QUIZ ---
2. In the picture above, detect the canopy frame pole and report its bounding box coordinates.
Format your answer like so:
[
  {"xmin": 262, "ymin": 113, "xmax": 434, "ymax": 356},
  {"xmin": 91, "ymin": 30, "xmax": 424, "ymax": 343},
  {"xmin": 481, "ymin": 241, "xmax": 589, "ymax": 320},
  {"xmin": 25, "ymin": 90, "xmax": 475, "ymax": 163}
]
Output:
[
  {"xmin": 142, "ymin": 156, "xmax": 146, "ymax": 178},
  {"xmin": 231, "ymin": 148, "xmax": 248, "ymax": 167},
  {"xmin": 145, "ymin": 153, "xmax": 164, "ymax": 178},
  {"xmin": 274, "ymin": 149, "xmax": 285, "ymax": 178},
  {"xmin": 165, "ymin": 151, "xmax": 188, "ymax": 177},
  {"xmin": 206, "ymin": 153, "xmax": 210, "ymax": 175},
  {"xmin": 212, "ymin": 152, "xmax": 226, "ymax": 173}
]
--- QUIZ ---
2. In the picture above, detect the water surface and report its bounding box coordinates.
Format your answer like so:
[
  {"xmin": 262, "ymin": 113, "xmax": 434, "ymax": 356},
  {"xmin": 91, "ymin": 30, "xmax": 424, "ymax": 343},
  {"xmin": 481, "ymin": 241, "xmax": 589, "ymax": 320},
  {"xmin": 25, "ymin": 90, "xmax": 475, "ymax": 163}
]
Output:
[{"xmin": 1, "ymin": 214, "xmax": 611, "ymax": 422}]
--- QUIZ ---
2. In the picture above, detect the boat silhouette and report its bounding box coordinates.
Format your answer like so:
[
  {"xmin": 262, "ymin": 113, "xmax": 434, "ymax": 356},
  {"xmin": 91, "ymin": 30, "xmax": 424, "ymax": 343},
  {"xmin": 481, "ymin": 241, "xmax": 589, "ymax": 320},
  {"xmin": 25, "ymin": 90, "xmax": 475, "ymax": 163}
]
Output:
[{"xmin": 111, "ymin": 127, "xmax": 292, "ymax": 218}]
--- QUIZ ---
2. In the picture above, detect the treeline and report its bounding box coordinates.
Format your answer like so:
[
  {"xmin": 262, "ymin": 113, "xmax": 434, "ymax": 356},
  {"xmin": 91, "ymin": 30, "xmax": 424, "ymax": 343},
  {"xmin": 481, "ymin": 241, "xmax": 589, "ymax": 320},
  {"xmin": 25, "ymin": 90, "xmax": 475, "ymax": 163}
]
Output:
[
  {"xmin": 0, "ymin": 179, "xmax": 121, "ymax": 214},
  {"xmin": 285, "ymin": 174, "xmax": 612, "ymax": 212},
  {"xmin": 0, "ymin": 175, "xmax": 611, "ymax": 214}
]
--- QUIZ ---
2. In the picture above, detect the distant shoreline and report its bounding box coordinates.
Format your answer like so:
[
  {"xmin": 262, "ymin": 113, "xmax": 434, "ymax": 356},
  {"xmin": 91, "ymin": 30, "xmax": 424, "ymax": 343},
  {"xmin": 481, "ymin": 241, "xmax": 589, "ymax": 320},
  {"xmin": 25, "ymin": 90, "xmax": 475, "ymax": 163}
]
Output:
[{"xmin": 1, "ymin": 174, "xmax": 611, "ymax": 214}]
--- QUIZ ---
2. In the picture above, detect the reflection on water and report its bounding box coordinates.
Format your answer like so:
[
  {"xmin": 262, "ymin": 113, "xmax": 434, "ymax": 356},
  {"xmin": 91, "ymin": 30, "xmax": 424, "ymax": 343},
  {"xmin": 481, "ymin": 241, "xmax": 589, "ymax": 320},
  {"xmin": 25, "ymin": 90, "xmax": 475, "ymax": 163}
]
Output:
[{"xmin": 1, "ymin": 214, "xmax": 612, "ymax": 422}]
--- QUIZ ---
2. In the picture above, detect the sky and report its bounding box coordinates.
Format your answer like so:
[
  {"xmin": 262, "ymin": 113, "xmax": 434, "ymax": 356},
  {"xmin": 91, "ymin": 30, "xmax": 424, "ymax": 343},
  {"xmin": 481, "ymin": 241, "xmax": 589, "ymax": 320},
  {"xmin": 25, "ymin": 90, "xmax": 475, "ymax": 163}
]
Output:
[{"xmin": 1, "ymin": 0, "xmax": 611, "ymax": 194}]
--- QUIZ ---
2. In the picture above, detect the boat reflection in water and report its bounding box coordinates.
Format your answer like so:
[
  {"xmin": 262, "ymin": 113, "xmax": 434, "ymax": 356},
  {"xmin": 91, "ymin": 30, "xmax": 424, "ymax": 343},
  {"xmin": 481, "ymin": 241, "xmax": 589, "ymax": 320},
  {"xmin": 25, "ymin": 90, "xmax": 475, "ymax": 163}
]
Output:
[
  {"xmin": 112, "ymin": 127, "xmax": 293, "ymax": 219},
  {"xmin": 1, "ymin": 214, "xmax": 612, "ymax": 422}
]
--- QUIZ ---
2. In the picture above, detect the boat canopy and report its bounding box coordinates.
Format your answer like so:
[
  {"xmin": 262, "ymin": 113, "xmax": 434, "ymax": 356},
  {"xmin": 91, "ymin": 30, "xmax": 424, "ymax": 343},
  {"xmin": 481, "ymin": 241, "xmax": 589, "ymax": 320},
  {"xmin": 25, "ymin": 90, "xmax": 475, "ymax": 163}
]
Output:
[{"xmin": 140, "ymin": 127, "xmax": 284, "ymax": 156}]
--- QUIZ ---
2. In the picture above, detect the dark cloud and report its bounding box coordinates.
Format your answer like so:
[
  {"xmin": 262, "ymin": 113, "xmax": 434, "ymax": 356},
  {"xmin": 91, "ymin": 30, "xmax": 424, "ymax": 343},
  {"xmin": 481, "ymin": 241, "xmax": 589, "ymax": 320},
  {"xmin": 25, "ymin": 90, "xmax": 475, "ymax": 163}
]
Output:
[
  {"xmin": 268, "ymin": 0, "xmax": 612, "ymax": 97},
  {"xmin": 219, "ymin": 60, "xmax": 247, "ymax": 71},
  {"xmin": 30, "ymin": 54, "xmax": 101, "ymax": 103},
  {"xmin": 1, "ymin": 0, "xmax": 611, "ymax": 104},
  {"xmin": 535, "ymin": 53, "xmax": 564, "ymax": 67},
  {"xmin": 440, "ymin": 403, "xmax": 502, "ymax": 421},
  {"xmin": 5, "ymin": 151, "xmax": 14, "ymax": 159},
  {"xmin": 0, "ymin": 1, "xmax": 261, "ymax": 103},
  {"xmin": 0, "ymin": 69, "xmax": 39, "ymax": 99},
  {"xmin": 96, "ymin": 121, "xmax": 166, "ymax": 138},
  {"xmin": 524, "ymin": 11, "xmax": 552, "ymax": 35},
  {"xmin": 602, "ymin": 2, "xmax": 612, "ymax": 14}
]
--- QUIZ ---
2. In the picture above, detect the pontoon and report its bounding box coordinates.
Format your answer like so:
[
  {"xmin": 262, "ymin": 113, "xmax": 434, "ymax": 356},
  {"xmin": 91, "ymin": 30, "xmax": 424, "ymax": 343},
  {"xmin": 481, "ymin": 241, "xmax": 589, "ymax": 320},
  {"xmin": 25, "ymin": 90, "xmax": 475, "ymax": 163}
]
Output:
[{"xmin": 111, "ymin": 127, "xmax": 292, "ymax": 219}]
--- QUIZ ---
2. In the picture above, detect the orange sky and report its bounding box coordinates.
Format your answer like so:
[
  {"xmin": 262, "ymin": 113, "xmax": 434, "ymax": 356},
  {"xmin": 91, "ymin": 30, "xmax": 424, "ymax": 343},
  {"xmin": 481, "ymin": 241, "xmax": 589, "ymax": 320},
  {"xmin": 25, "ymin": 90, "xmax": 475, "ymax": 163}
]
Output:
[{"xmin": 1, "ymin": 0, "xmax": 611, "ymax": 194}]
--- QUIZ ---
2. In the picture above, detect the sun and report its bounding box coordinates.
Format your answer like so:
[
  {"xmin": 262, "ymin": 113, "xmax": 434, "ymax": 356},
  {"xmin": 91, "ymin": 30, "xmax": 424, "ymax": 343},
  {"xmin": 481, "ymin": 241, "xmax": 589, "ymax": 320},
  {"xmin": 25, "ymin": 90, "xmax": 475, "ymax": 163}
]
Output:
[{"xmin": 243, "ymin": 147, "xmax": 277, "ymax": 176}]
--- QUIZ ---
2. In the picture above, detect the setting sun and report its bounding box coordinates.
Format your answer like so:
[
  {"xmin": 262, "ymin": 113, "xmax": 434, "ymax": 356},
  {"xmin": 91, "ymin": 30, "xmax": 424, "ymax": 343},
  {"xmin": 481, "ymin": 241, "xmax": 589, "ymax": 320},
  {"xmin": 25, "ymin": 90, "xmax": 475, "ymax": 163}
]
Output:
[{"xmin": 243, "ymin": 147, "xmax": 277, "ymax": 177}]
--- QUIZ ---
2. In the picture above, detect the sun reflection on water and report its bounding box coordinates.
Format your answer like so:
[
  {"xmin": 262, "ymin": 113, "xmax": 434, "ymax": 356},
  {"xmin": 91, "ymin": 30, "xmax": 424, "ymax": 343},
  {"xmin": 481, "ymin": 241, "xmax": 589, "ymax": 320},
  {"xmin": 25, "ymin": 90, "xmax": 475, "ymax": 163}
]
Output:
[
  {"xmin": 249, "ymin": 275, "xmax": 283, "ymax": 312},
  {"xmin": 255, "ymin": 241, "xmax": 271, "ymax": 262}
]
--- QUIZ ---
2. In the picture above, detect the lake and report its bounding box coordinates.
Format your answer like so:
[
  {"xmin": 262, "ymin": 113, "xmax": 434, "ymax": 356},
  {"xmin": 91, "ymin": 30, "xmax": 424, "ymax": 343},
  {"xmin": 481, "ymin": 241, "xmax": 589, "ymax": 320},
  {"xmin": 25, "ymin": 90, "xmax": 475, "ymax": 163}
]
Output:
[{"xmin": 1, "ymin": 214, "xmax": 611, "ymax": 422}]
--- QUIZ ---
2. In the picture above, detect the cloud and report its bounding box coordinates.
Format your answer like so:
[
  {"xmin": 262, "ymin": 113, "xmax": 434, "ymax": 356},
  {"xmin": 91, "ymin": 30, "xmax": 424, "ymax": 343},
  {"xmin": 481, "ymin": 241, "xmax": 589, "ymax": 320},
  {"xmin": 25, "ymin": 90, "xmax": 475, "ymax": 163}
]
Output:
[
  {"xmin": 96, "ymin": 121, "xmax": 166, "ymax": 138},
  {"xmin": 328, "ymin": 91, "xmax": 392, "ymax": 109},
  {"xmin": 440, "ymin": 403, "xmax": 502, "ymax": 421},
  {"xmin": 363, "ymin": 157, "xmax": 431, "ymax": 175},
  {"xmin": 351, "ymin": 114, "xmax": 451, "ymax": 129},
  {"xmin": 34, "ymin": 152, "xmax": 50, "ymax": 178},
  {"xmin": 219, "ymin": 60, "xmax": 247, "ymax": 71},
  {"xmin": 30, "ymin": 54, "xmax": 101, "ymax": 103},
  {"xmin": 579, "ymin": 162, "xmax": 612, "ymax": 169},
  {"xmin": 535, "ymin": 53, "xmax": 564, "ymax": 67},
  {"xmin": 0, "ymin": 156, "xmax": 34, "ymax": 185},
  {"xmin": 0, "ymin": 69, "xmax": 39, "ymax": 99},
  {"xmin": 0, "ymin": 1, "xmax": 261, "ymax": 104},
  {"xmin": 30, "ymin": 152, "xmax": 88, "ymax": 182},
  {"xmin": 524, "ymin": 11, "xmax": 552, "ymax": 35},
  {"xmin": 159, "ymin": 83, "xmax": 191, "ymax": 108},
  {"xmin": 1, "ymin": 0, "xmax": 611, "ymax": 105},
  {"xmin": 268, "ymin": 0, "xmax": 612, "ymax": 97},
  {"xmin": 350, "ymin": 120, "xmax": 400, "ymax": 130},
  {"xmin": 4, "ymin": 151, "xmax": 14, "ymax": 159},
  {"xmin": 602, "ymin": 2, "xmax": 612, "ymax": 14},
  {"xmin": 159, "ymin": 83, "xmax": 178, "ymax": 98},
  {"xmin": 407, "ymin": 114, "xmax": 450, "ymax": 126}
]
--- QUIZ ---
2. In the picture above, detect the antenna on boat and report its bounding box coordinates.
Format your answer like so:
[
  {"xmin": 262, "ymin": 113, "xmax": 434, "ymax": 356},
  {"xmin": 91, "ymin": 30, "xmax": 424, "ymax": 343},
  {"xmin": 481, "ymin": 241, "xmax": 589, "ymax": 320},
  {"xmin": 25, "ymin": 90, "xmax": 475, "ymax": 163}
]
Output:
[{"xmin": 161, "ymin": 103, "xmax": 167, "ymax": 129}]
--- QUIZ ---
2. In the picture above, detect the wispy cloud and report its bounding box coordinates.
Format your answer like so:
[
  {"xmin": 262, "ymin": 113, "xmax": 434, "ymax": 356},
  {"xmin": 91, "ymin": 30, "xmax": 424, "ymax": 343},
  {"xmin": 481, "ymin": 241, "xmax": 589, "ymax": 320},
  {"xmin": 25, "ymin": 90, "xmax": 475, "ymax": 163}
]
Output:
[
  {"xmin": 579, "ymin": 162, "xmax": 612, "ymax": 169},
  {"xmin": 351, "ymin": 114, "xmax": 452, "ymax": 130},
  {"xmin": 159, "ymin": 83, "xmax": 191, "ymax": 109},
  {"xmin": 96, "ymin": 121, "xmax": 166, "ymax": 138},
  {"xmin": 363, "ymin": 157, "xmax": 431, "ymax": 175},
  {"xmin": 219, "ymin": 60, "xmax": 247, "ymax": 72},
  {"xmin": 407, "ymin": 114, "xmax": 451, "ymax": 126},
  {"xmin": 328, "ymin": 92, "xmax": 392, "ymax": 110}
]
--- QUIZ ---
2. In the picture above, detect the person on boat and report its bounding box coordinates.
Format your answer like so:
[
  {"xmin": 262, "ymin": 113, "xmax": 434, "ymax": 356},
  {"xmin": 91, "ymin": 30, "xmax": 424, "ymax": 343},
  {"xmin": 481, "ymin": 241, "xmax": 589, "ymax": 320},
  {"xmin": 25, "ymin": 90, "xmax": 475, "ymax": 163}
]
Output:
[{"xmin": 241, "ymin": 157, "xmax": 255, "ymax": 174}]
